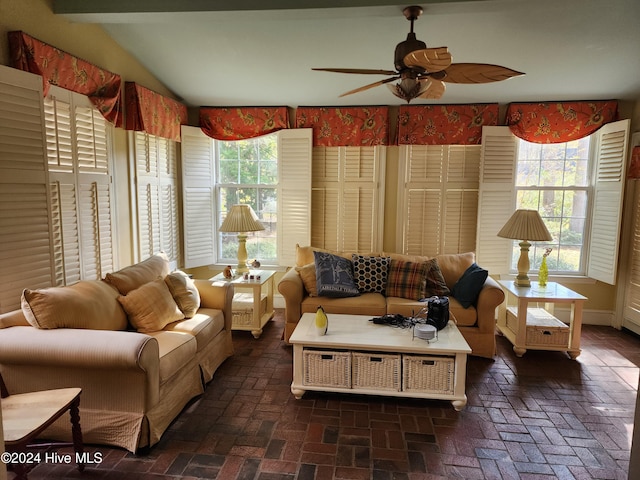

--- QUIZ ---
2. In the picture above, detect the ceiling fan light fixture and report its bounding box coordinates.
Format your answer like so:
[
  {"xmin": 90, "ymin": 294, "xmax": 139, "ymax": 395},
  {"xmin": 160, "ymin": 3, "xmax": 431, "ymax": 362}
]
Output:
[{"xmin": 387, "ymin": 77, "xmax": 429, "ymax": 103}]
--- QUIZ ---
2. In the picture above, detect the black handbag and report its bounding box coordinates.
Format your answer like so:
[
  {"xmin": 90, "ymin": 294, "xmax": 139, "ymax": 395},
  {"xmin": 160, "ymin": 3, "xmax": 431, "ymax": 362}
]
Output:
[{"xmin": 426, "ymin": 296, "xmax": 450, "ymax": 330}]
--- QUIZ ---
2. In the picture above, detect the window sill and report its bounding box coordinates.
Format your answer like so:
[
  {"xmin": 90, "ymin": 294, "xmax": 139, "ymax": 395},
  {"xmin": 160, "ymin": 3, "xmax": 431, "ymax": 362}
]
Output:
[{"xmin": 498, "ymin": 273, "xmax": 597, "ymax": 285}]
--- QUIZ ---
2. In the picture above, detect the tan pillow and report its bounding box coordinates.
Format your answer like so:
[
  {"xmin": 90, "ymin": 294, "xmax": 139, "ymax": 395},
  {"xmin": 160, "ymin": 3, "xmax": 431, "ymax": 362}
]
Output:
[
  {"xmin": 118, "ymin": 279, "xmax": 184, "ymax": 333},
  {"xmin": 104, "ymin": 252, "xmax": 170, "ymax": 295},
  {"xmin": 21, "ymin": 280, "xmax": 127, "ymax": 330},
  {"xmin": 295, "ymin": 263, "xmax": 317, "ymax": 296},
  {"xmin": 164, "ymin": 271, "xmax": 200, "ymax": 318}
]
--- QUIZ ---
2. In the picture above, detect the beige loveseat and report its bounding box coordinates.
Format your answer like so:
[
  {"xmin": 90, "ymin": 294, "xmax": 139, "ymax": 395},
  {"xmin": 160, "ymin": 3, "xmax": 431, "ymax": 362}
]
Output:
[
  {"xmin": 0, "ymin": 253, "xmax": 234, "ymax": 453},
  {"xmin": 278, "ymin": 246, "xmax": 505, "ymax": 358}
]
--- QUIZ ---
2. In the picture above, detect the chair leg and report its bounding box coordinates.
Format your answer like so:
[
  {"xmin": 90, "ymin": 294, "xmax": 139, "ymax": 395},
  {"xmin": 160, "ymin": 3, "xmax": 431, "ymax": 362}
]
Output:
[{"xmin": 69, "ymin": 396, "xmax": 85, "ymax": 472}]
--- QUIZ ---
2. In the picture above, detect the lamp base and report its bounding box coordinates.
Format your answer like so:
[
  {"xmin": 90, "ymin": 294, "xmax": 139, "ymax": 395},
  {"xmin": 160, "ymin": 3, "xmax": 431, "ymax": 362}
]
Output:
[
  {"xmin": 515, "ymin": 240, "xmax": 531, "ymax": 288},
  {"xmin": 236, "ymin": 233, "xmax": 249, "ymax": 274}
]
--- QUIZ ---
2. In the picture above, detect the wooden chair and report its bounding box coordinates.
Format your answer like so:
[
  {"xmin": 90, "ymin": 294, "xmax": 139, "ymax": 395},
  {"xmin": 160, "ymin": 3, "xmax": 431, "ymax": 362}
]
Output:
[{"xmin": 1, "ymin": 373, "xmax": 84, "ymax": 479}]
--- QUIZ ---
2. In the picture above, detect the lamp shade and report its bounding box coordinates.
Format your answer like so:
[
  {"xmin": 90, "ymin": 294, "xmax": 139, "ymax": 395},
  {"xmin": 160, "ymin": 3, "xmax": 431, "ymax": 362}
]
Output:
[
  {"xmin": 219, "ymin": 204, "xmax": 265, "ymax": 233},
  {"xmin": 497, "ymin": 209, "xmax": 552, "ymax": 242}
]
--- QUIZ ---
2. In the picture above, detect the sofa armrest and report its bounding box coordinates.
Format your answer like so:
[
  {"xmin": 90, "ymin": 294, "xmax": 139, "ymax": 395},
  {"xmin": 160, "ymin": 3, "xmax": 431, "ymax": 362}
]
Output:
[
  {"xmin": 475, "ymin": 276, "xmax": 505, "ymax": 333},
  {"xmin": 278, "ymin": 268, "xmax": 304, "ymax": 336},
  {"xmin": 0, "ymin": 327, "xmax": 161, "ymax": 407},
  {"xmin": 194, "ymin": 280, "xmax": 234, "ymax": 331}
]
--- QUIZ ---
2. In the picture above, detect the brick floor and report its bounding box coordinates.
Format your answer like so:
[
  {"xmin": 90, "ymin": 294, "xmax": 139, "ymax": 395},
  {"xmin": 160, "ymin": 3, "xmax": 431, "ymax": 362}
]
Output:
[{"xmin": 19, "ymin": 310, "xmax": 640, "ymax": 479}]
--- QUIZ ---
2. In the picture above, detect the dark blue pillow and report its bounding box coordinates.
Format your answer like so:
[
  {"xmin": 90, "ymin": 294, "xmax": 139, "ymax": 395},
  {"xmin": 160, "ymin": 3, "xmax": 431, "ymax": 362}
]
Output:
[
  {"xmin": 451, "ymin": 263, "xmax": 488, "ymax": 308},
  {"xmin": 314, "ymin": 251, "xmax": 360, "ymax": 298}
]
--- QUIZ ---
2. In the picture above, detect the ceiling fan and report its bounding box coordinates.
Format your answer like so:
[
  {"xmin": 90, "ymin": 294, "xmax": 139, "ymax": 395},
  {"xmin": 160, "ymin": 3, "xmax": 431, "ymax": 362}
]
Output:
[{"xmin": 312, "ymin": 5, "xmax": 524, "ymax": 102}]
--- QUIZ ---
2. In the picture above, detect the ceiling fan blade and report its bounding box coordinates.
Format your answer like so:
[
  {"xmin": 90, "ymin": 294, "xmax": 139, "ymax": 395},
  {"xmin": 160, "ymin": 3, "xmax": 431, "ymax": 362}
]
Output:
[
  {"xmin": 440, "ymin": 63, "xmax": 525, "ymax": 84},
  {"xmin": 312, "ymin": 67, "xmax": 398, "ymax": 75},
  {"xmin": 340, "ymin": 76, "xmax": 399, "ymax": 97},
  {"xmin": 403, "ymin": 47, "xmax": 452, "ymax": 73},
  {"xmin": 419, "ymin": 79, "xmax": 446, "ymax": 99}
]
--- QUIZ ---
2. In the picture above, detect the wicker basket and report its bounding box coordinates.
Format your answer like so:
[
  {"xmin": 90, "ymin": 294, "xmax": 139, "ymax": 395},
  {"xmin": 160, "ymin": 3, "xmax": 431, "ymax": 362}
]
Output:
[
  {"xmin": 525, "ymin": 308, "xmax": 569, "ymax": 346},
  {"xmin": 402, "ymin": 355, "xmax": 455, "ymax": 395},
  {"xmin": 352, "ymin": 352, "xmax": 401, "ymax": 391},
  {"xmin": 303, "ymin": 350, "xmax": 351, "ymax": 388}
]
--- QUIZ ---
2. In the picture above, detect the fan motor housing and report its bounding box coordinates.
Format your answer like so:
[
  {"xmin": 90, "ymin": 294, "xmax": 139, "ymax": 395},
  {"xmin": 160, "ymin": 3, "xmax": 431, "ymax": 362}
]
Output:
[{"xmin": 395, "ymin": 33, "xmax": 426, "ymax": 71}]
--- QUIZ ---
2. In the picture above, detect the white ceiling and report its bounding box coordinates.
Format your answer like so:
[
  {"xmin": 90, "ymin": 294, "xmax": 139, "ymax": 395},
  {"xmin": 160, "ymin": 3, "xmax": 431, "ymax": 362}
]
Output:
[{"xmin": 55, "ymin": 0, "xmax": 640, "ymax": 108}]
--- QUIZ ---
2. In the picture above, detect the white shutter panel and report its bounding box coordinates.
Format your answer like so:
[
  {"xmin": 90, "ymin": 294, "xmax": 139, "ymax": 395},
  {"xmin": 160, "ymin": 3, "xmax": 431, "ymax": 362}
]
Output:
[
  {"xmin": 476, "ymin": 126, "xmax": 517, "ymax": 273},
  {"xmin": 133, "ymin": 132, "xmax": 161, "ymax": 259},
  {"xmin": 587, "ymin": 119, "xmax": 630, "ymax": 284},
  {"xmin": 181, "ymin": 125, "xmax": 216, "ymax": 268},
  {"xmin": 159, "ymin": 137, "xmax": 180, "ymax": 264},
  {"xmin": 624, "ymin": 178, "xmax": 640, "ymax": 325},
  {"xmin": 0, "ymin": 65, "xmax": 52, "ymax": 312},
  {"xmin": 75, "ymin": 103, "xmax": 114, "ymax": 279},
  {"xmin": 311, "ymin": 147, "xmax": 340, "ymax": 250},
  {"xmin": 277, "ymin": 128, "xmax": 312, "ymax": 266}
]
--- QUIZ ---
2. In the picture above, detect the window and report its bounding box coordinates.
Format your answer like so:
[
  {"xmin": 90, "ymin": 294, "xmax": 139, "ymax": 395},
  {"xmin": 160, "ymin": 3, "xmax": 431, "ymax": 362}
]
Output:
[
  {"xmin": 513, "ymin": 137, "xmax": 591, "ymax": 273},
  {"xmin": 181, "ymin": 126, "xmax": 311, "ymax": 269},
  {"xmin": 217, "ymin": 134, "xmax": 278, "ymax": 264},
  {"xmin": 476, "ymin": 122, "xmax": 629, "ymax": 285},
  {"xmin": 398, "ymin": 144, "xmax": 480, "ymax": 256}
]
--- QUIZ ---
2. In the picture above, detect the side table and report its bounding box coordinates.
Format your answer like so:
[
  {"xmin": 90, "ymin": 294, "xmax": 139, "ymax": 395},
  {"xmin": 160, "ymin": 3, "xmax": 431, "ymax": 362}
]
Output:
[
  {"xmin": 210, "ymin": 270, "xmax": 275, "ymax": 338},
  {"xmin": 497, "ymin": 280, "xmax": 587, "ymax": 359}
]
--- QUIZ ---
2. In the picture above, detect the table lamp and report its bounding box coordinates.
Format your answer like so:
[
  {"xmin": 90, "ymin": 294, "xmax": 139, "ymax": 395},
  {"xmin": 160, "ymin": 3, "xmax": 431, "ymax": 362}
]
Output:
[
  {"xmin": 497, "ymin": 209, "xmax": 552, "ymax": 287},
  {"xmin": 219, "ymin": 204, "xmax": 264, "ymax": 274}
]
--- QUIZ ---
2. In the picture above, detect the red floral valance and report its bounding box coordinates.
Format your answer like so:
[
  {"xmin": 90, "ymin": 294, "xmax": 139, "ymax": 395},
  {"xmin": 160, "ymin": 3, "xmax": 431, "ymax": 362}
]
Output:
[
  {"xmin": 506, "ymin": 101, "xmax": 618, "ymax": 144},
  {"xmin": 125, "ymin": 82, "xmax": 187, "ymax": 142},
  {"xmin": 8, "ymin": 31, "xmax": 123, "ymax": 126},
  {"xmin": 200, "ymin": 107, "xmax": 289, "ymax": 141},
  {"xmin": 397, "ymin": 104, "xmax": 499, "ymax": 145},
  {"xmin": 295, "ymin": 107, "xmax": 389, "ymax": 147}
]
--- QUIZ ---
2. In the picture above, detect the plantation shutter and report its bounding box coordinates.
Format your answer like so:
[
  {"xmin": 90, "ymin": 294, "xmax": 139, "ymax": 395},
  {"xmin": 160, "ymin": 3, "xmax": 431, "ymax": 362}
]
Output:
[
  {"xmin": 587, "ymin": 119, "xmax": 630, "ymax": 284},
  {"xmin": 277, "ymin": 128, "xmax": 312, "ymax": 266},
  {"xmin": 476, "ymin": 126, "xmax": 517, "ymax": 274},
  {"xmin": 399, "ymin": 145, "xmax": 480, "ymax": 256},
  {"xmin": 311, "ymin": 146, "xmax": 384, "ymax": 253},
  {"xmin": 0, "ymin": 65, "xmax": 52, "ymax": 313},
  {"xmin": 74, "ymin": 103, "xmax": 114, "ymax": 279},
  {"xmin": 132, "ymin": 132, "xmax": 180, "ymax": 264},
  {"xmin": 45, "ymin": 92, "xmax": 80, "ymax": 285},
  {"xmin": 181, "ymin": 125, "xmax": 216, "ymax": 268}
]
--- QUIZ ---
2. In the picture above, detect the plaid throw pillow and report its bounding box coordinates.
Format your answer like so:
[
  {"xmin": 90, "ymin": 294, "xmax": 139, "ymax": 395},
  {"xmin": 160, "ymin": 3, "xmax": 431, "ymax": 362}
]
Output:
[
  {"xmin": 352, "ymin": 255, "xmax": 391, "ymax": 293},
  {"xmin": 424, "ymin": 258, "xmax": 450, "ymax": 297},
  {"xmin": 385, "ymin": 259, "xmax": 429, "ymax": 300}
]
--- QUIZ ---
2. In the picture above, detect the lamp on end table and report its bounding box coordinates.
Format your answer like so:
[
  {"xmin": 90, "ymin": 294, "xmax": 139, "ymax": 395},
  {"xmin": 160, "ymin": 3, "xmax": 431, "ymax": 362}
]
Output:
[
  {"xmin": 219, "ymin": 204, "xmax": 264, "ymax": 274},
  {"xmin": 497, "ymin": 209, "xmax": 552, "ymax": 287}
]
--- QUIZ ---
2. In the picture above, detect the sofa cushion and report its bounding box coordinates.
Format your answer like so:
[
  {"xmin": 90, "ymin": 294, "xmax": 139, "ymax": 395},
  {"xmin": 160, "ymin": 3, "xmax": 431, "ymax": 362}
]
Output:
[
  {"xmin": 301, "ymin": 292, "xmax": 386, "ymax": 317},
  {"xmin": 296, "ymin": 263, "xmax": 317, "ymax": 296},
  {"xmin": 164, "ymin": 308, "xmax": 225, "ymax": 352},
  {"xmin": 147, "ymin": 330, "xmax": 198, "ymax": 384},
  {"xmin": 118, "ymin": 279, "xmax": 185, "ymax": 332},
  {"xmin": 164, "ymin": 270, "xmax": 200, "ymax": 318},
  {"xmin": 435, "ymin": 252, "xmax": 476, "ymax": 288},
  {"xmin": 314, "ymin": 251, "xmax": 360, "ymax": 298},
  {"xmin": 424, "ymin": 258, "xmax": 450, "ymax": 297},
  {"xmin": 21, "ymin": 280, "xmax": 127, "ymax": 330},
  {"xmin": 385, "ymin": 259, "xmax": 428, "ymax": 301},
  {"xmin": 352, "ymin": 255, "xmax": 391, "ymax": 294},
  {"xmin": 104, "ymin": 253, "xmax": 170, "ymax": 295},
  {"xmin": 451, "ymin": 263, "xmax": 489, "ymax": 308}
]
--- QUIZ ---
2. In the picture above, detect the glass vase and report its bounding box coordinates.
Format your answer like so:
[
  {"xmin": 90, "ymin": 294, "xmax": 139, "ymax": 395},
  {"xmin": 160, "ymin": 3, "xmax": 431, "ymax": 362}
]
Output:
[{"xmin": 538, "ymin": 256, "xmax": 548, "ymax": 287}]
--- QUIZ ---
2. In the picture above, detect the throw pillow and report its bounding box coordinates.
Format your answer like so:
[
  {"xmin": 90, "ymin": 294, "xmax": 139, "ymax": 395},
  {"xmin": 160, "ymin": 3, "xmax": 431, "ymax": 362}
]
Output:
[
  {"xmin": 104, "ymin": 252, "xmax": 170, "ymax": 295},
  {"xmin": 164, "ymin": 270, "xmax": 200, "ymax": 318},
  {"xmin": 118, "ymin": 279, "xmax": 185, "ymax": 332},
  {"xmin": 385, "ymin": 259, "xmax": 429, "ymax": 301},
  {"xmin": 295, "ymin": 263, "xmax": 317, "ymax": 296},
  {"xmin": 352, "ymin": 254, "xmax": 391, "ymax": 293},
  {"xmin": 424, "ymin": 258, "xmax": 450, "ymax": 297},
  {"xmin": 314, "ymin": 251, "xmax": 360, "ymax": 298},
  {"xmin": 451, "ymin": 263, "xmax": 489, "ymax": 308},
  {"xmin": 21, "ymin": 280, "xmax": 127, "ymax": 330}
]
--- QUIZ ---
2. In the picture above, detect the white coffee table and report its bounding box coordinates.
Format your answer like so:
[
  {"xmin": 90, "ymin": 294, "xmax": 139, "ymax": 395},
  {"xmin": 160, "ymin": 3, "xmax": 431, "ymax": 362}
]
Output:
[{"xmin": 289, "ymin": 313, "xmax": 471, "ymax": 411}]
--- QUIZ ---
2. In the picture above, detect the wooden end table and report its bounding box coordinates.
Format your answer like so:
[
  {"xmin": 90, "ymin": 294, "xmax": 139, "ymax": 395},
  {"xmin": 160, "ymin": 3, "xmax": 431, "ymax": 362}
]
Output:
[
  {"xmin": 497, "ymin": 280, "xmax": 587, "ymax": 359},
  {"xmin": 210, "ymin": 269, "xmax": 275, "ymax": 338}
]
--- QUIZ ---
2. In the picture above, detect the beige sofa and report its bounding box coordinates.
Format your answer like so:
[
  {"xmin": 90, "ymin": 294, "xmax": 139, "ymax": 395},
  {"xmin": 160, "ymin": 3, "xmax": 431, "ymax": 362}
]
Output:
[
  {"xmin": 0, "ymin": 253, "xmax": 234, "ymax": 453},
  {"xmin": 278, "ymin": 246, "xmax": 505, "ymax": 358}
]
